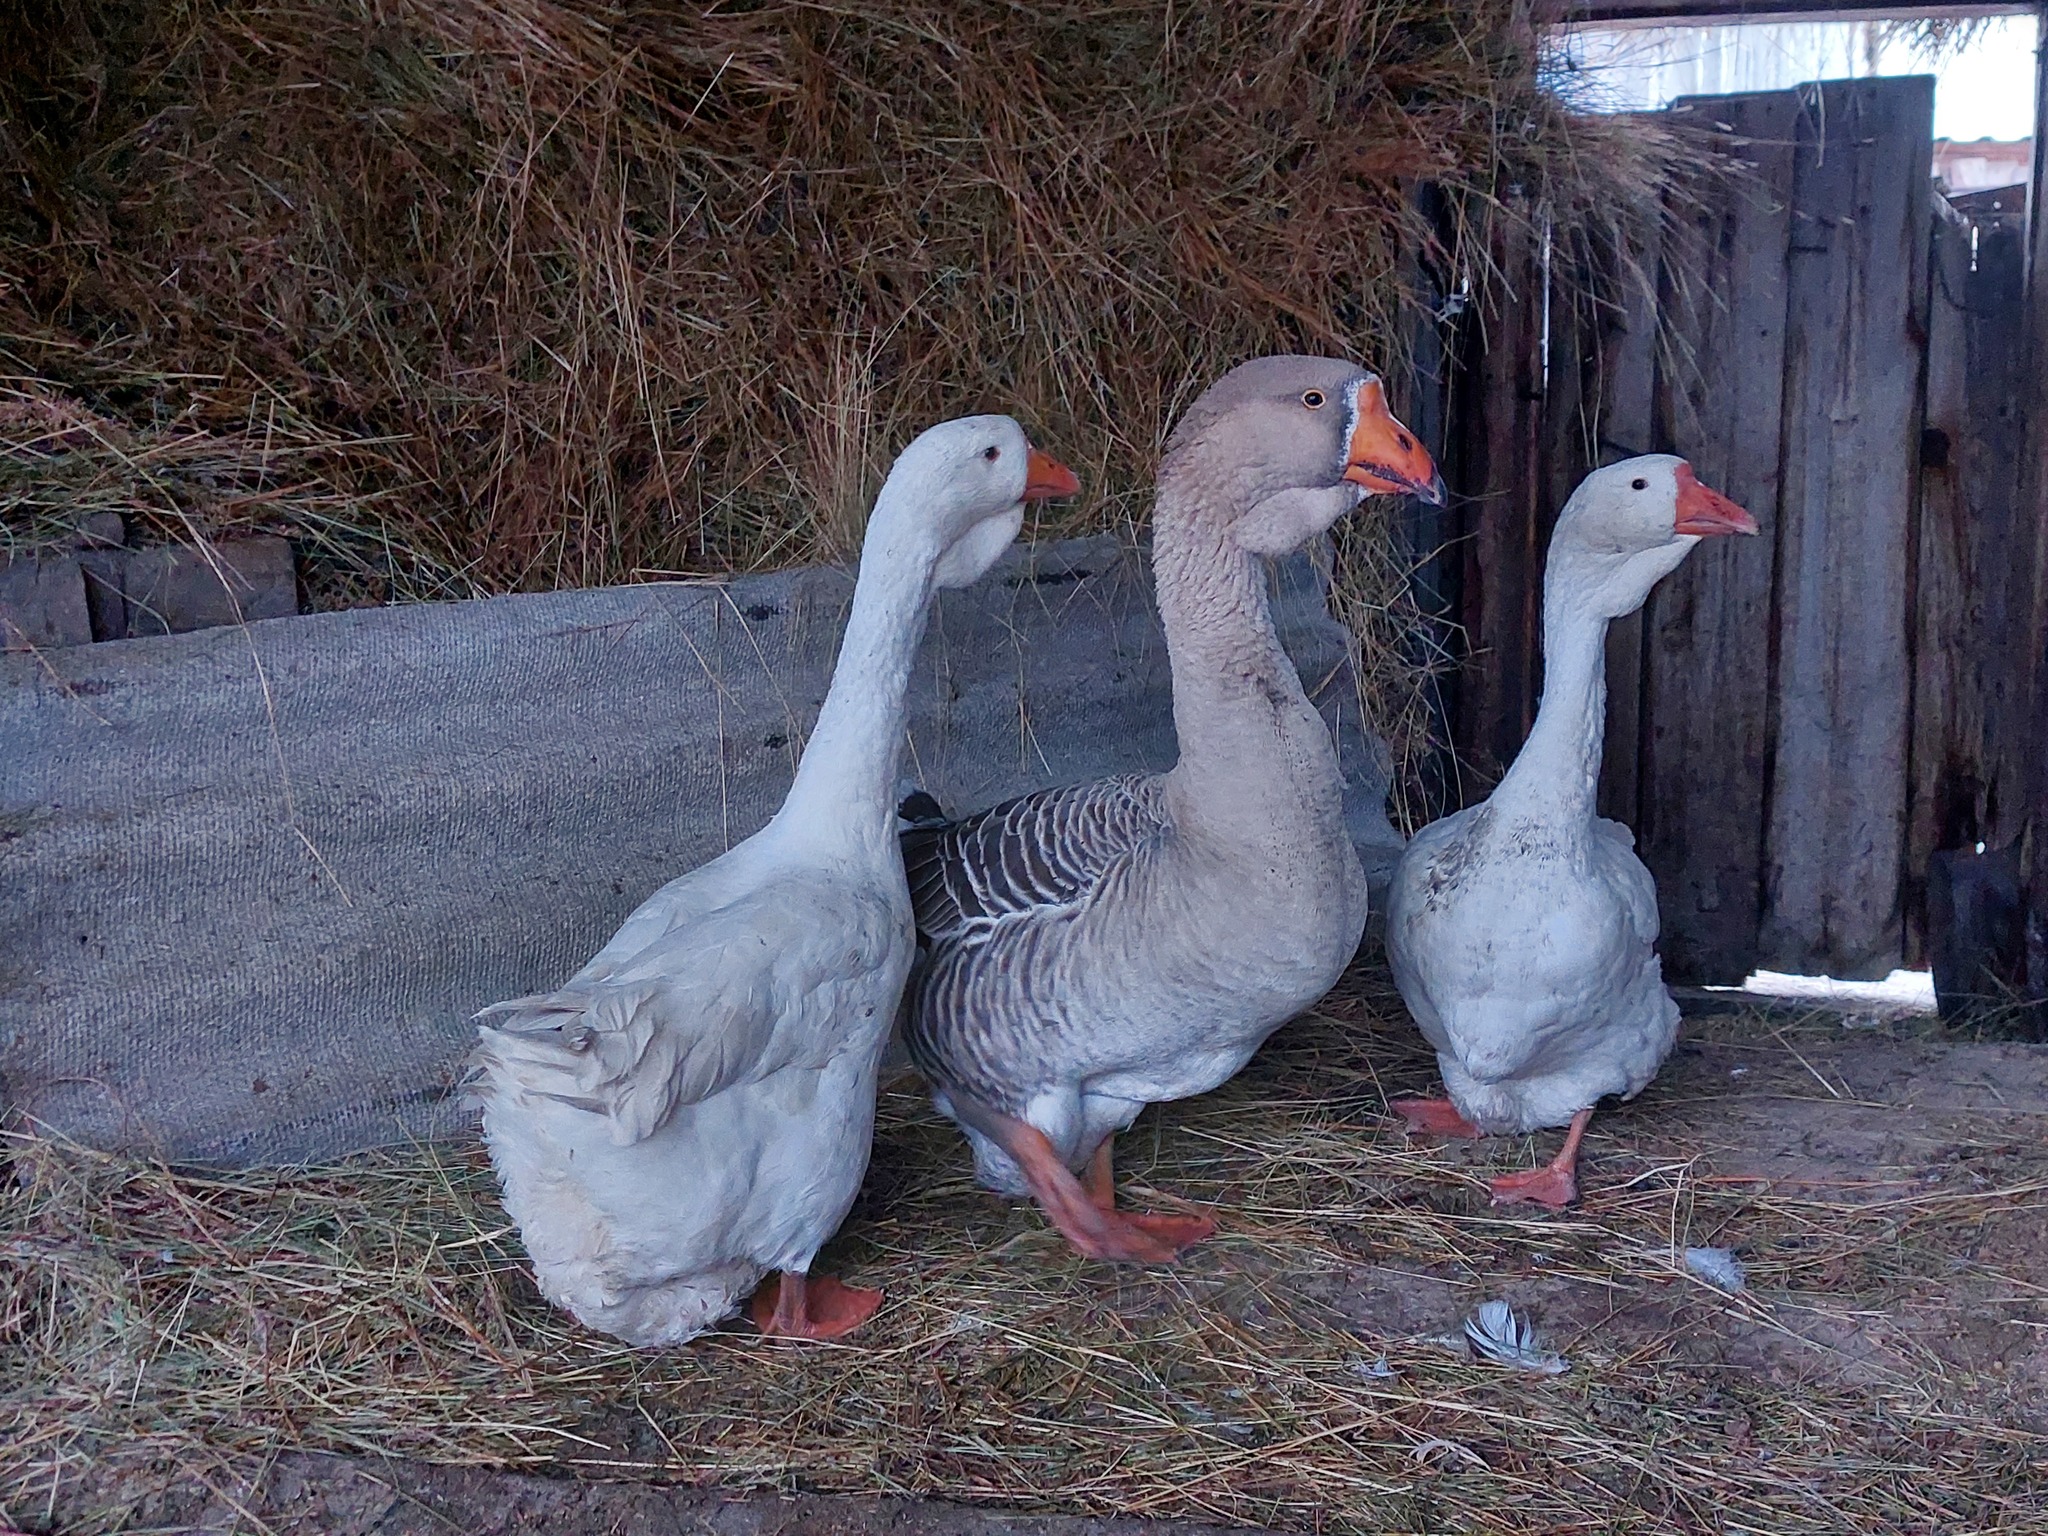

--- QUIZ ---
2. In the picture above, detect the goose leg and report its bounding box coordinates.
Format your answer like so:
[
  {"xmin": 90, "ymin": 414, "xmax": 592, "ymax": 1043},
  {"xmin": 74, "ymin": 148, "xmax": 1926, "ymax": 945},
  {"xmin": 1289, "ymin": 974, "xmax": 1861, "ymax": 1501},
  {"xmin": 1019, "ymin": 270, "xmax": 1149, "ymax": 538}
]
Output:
[
  {"xmin": 992, "ymin": 1116, "xmax": 1209, "ymax": 1264},
  {"xmin": 749, "ymin": 1270, "xmax": 884, "ymax": 1341},
  {"xmin": 1487, "ymin": 1108, "xmax": 1594, "ymax": 1210},
  {"xmin": 1083, "ymin": 1137, "xmax": 1117, "ymax": 1207},
  {"xmin": 1388, "ymin": 1097, "xmax": 1485, "ymax": 1138},
  {"xmin": 1083, "ymin": 1138, "xmax": 1217, "ymax": 1246}
]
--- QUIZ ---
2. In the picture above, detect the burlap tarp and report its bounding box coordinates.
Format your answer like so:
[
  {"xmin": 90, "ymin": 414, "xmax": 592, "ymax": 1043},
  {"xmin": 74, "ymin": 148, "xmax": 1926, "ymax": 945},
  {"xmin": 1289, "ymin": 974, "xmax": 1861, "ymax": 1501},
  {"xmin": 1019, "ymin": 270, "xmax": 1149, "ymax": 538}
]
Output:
[{"xmin": 2, "ymin": 536, "xmax": 1402, "ymax": 1165}]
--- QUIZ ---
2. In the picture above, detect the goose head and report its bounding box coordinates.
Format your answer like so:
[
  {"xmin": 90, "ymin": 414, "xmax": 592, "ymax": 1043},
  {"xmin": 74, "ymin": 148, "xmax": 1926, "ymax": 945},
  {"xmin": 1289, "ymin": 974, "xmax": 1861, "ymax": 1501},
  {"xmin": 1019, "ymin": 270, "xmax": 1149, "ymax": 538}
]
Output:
[
  {"xmin": 1162, "ymin": 355, "xmax": 1445, "ymax": 558},
  {"xmin": 875, "ymin": 414, "xmax": 1081, "ymax": 590},
  {"xmin": 1550, "ymin": 454, "xmax": 1759, "ymax": 619}
]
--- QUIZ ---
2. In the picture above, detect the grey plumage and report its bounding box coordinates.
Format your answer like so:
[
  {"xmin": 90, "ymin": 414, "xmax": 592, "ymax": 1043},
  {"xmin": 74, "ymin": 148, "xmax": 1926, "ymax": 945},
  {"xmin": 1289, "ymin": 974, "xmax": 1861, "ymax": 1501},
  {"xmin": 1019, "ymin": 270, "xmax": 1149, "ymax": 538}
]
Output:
[
  {"xmin": 901, "ymin": 774, "xmax": 1172, "ymax": 1113},
  {"xmin": 893, "ymin": 358, "xmax": 1445, "ymax": 1234}
]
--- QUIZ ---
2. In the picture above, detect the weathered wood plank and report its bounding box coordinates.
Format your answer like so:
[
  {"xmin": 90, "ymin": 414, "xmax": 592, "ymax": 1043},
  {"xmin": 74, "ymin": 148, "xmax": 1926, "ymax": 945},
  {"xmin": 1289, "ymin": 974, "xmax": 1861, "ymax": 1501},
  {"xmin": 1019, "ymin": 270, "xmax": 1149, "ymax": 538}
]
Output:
[
  {"xmin": 1911, "ymin": 198, "xmax": 1972, "ymax": 974},
  {"xmin": 1634, "ymin": 89, "xmax": 1799, "ymax": 985},
  {"xmin": 1394, "ymin": 181, "xmax": 1461, "ymax": 824},
  {"xmin": 1450, "ymin": 190, "xmax": 1546, "ymax": 793},
  {"xmin": 1539, "ymin": 220, "xmax": 1595, "ymax": 546},
  {"xmin": 1762, "ymin": 75, "xmax": 1933, "ymax": 980},
  {"xmin": 1909, "ymin": 196, "xmax": 2032, "ymax": 987},
  {"xmin": 1949, "ymin": 198, "xmax": 2031, "ymax": 838},
  {"xmin": 1535, "ymin": 217, "xmax": 1597, "ymax": 812},
  {"xmin": 1593, "ymin": 214, "xmax": 1662, "ymax": 831}
]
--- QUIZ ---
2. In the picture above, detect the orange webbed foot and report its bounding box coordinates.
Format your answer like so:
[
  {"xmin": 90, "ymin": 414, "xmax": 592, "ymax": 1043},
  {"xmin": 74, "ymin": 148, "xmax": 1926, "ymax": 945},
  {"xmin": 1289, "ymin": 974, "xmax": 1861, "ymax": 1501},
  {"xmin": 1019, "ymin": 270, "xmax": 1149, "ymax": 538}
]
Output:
[
  {"xmin": 1486, "ymin": 1107, "xmax": 1594, "ymax": 1211},
  {"xmin": 1061, "ymin": 1210, "xmax": 1187, "ymax": 1264},
  {"xmin": 1487, "ymin": 1164, "xmax": 1578, "ymax": 1210},
  {"xmin": 749, "ymin": 1271, "xmax": 884, "ymax": 1341},
  {"xmin": 1119, "ymin": 1209, "xmax": 1218, "ymax": 1250},
  {"xmin": 1012, "ymin": 1126, "xmax": 1212, "ymax": 1264},
  {"xmin": 1388, "ymin": 1096, "xmax": 1485, "ymax": 1139}
]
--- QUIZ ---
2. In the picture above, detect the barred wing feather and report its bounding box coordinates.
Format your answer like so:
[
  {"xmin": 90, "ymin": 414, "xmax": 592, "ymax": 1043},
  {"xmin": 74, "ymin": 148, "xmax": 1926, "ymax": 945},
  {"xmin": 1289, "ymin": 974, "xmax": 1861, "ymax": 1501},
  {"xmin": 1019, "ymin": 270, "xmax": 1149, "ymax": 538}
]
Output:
[{"xmin": 903, "ymin": 775, "xmax": 1171, "ymax": 943}]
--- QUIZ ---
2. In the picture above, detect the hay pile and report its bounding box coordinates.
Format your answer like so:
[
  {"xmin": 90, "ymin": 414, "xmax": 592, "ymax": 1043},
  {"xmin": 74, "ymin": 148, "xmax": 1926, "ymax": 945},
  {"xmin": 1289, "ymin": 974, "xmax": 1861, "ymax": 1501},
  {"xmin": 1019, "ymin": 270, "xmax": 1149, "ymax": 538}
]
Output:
[
  {"xmin": 5, "ymin": 976, "xmax": 2043, "ymax": 1533},
  {"xmin": 0, "ymin": 0, "xmax": 1581, "ymax": 580},
  {"xmin": 0, "ymin": 0, "xmax": 1662, "ymax": 811},
  {"xmin": 0, "ymin": 0, "xmax": 1672, "ymax": 791}
]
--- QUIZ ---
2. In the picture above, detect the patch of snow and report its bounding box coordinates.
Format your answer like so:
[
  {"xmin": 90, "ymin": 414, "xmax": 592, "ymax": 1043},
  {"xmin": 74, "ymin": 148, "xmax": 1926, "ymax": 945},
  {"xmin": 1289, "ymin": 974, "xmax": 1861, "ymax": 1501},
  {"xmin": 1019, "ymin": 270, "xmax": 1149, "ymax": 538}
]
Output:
[{"xmin": 1722, "ymin": 967, "xmax": 1937, "ymax": 1016}]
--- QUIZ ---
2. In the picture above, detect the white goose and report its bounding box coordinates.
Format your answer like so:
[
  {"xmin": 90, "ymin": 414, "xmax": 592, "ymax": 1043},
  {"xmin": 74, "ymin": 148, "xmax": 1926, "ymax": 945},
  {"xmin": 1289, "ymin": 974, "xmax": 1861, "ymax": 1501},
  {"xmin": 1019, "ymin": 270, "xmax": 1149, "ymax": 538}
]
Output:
[
  {"xmin": 1383, "ymin": 455, "xmax": 1757, "ymax": 1208},
  {"xmin": 469, "ymin": 417, "xmax": 1079, "ymax": 1344},
  {"xmin": 900, "ymin": 357, "xmax": 1444, "ymax": 1263}
]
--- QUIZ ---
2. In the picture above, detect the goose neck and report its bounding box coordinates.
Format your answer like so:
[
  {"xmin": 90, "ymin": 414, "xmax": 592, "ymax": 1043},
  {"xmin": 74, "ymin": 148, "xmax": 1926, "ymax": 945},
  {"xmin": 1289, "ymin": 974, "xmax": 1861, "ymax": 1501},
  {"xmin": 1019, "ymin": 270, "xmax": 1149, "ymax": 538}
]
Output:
[
  {"xmin": 779, "ymin": 504, "xmax": 933, "ymax": 857},
  {"xmin": 1150, "ymin": 463, "xmax": 1331, "ymax": 818},
  {"xmin": 1489, "ymin": 564, "xmax": 1611, "ymax": 831}
]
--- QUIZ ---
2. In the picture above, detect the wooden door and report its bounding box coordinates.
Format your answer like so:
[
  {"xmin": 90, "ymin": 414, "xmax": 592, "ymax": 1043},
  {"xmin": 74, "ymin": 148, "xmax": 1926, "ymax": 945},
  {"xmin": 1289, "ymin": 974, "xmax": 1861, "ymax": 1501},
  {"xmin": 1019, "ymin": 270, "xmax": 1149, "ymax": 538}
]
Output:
[{"xmin": 1437, "ymin": 74, "xmax": 2038, "ymax": 990}]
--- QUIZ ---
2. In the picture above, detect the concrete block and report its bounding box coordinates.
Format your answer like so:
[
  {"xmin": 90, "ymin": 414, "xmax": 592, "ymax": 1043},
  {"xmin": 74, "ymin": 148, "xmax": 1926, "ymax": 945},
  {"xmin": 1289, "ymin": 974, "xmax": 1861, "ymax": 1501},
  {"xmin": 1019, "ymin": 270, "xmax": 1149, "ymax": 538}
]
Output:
[
  {"xmin": 0, "ymin": 552, "xmax": 93, "ymax": 651},
  {"xmin": 120, "ymin": 535, "xmax": 298, "ymax": 636},
  {"xmin": 2, "ymin": 535, "xmax": 1401, "ymax": 1165}
]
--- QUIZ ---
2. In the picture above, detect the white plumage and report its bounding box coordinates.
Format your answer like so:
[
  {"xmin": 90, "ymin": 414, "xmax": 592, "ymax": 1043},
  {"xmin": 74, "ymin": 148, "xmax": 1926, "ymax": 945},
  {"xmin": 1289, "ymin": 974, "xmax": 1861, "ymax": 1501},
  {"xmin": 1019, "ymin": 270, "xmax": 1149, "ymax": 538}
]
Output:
[
  {"xmin": 1390, "ymin": 803, "xmax": 1677, "ymax": 1136},
  {"xmin": 1384, "ymin": 455, "xmax": 1758, "ymax": 1208},
  {"xmin": 467, "ymin": 416, "xmax": 1078, "ymax": 1344}
]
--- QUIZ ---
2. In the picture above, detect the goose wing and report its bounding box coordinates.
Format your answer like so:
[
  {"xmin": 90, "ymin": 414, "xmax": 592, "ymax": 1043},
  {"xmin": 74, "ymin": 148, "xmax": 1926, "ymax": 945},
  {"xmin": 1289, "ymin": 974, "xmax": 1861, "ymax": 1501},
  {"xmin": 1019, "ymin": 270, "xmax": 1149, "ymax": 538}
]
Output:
[
  {"xmin": 902, "ymin": 774, "xmax": 1169, "ymax": 943},
  {"xmin": 1592, "ymin": 815, "xmax": 1662, "ymax": 947},
  {"xmin": 472, "ymin": 884, "xmax": 900, "ymax": 1146}
]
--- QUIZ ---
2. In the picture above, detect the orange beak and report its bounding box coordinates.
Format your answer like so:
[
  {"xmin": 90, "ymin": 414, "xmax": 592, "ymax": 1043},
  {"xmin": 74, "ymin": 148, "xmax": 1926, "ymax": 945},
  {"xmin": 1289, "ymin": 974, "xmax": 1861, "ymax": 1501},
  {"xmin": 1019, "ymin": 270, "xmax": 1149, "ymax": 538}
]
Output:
[
  {"xmin": 1340, "ymin": 377, "xmax": 1445, "ymax": 506},
  {"xmin": 1672, "ymin": 463, "xmax": 1758, "ymax": 537},
  {"xmin": 1022, "ymin": 444, "xmax": 1082, "ymax": 502}
]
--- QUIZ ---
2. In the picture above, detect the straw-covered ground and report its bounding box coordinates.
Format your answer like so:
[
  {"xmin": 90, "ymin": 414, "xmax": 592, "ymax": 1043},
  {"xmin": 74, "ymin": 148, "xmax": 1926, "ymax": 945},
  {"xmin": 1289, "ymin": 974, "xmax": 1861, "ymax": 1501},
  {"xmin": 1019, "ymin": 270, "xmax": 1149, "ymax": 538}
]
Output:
[{"xmin": 6, "ymin": 967, "xmax": 2045, "ymax": 1534}]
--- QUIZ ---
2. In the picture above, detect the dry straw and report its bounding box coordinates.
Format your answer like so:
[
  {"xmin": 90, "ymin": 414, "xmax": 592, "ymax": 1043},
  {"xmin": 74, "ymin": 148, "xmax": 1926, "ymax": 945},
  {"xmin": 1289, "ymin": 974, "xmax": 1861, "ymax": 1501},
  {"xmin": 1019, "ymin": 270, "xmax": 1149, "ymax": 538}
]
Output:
[
  {"xmin": 0, "ymin": 0, "xmax": 1686, "ymax": 805},
  {"xmin": 5, "ymin": 978, "xmax": 2043, "ymax": 1532}
]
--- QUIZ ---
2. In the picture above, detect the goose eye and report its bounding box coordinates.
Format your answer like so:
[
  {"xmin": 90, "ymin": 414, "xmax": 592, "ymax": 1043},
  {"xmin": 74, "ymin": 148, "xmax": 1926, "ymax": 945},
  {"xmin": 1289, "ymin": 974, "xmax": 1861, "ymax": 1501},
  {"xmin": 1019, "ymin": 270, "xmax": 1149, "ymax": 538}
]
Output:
[
  {"xmin": 983, "ymin": 446, "xmax": 1000, "ymax": 462},
  {"xmin": 1301, "ymin": 389, "xmax": 1326, "ymax": 410},
  {"xmin": 1630, "ymin": 477, "xmax": 1648, "ymax": 491}
]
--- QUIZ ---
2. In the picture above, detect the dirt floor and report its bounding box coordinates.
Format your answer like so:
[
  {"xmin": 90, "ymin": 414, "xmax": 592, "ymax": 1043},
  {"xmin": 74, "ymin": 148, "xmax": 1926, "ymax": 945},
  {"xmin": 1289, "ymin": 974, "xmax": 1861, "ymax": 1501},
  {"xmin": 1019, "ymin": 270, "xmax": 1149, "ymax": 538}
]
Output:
[
  {"xmin": 6, "ymin": 1453, "xmax": 1274, "ymax": 1536},
  {"xmin": 5, "ymin": 968, "xmax": 2045, "ymax": 1534},
  {"xmin": 1333, "ymin": 1003, "xmax": 2048, "ymax": 1408}
]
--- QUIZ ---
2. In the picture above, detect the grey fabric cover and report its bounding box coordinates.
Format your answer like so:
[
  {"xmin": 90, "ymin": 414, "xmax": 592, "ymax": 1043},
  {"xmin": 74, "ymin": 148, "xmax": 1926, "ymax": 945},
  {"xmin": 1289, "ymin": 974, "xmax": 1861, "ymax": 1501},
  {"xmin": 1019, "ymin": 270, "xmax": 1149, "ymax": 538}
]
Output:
[{"xmin": 1, "ymin": 535, "xmax": 1402, "ymax": 1166}]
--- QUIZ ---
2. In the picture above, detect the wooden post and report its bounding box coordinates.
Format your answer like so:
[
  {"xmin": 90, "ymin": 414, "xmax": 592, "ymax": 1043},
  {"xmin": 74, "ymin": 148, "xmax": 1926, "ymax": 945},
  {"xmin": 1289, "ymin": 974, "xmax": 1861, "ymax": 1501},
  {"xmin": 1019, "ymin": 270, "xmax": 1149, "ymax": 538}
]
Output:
[{"xmin": 2024, "ymin": 6, "xmax": 2048, "ymax": 1023}]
